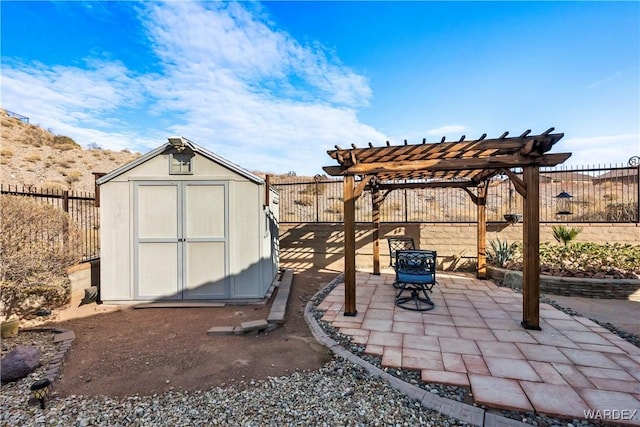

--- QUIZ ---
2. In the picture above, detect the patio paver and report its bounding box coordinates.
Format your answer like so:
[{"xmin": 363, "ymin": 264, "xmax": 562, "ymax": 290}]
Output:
[{"xmin": 317, "ymin": 271, "xmax": 640, "ymax": 424}]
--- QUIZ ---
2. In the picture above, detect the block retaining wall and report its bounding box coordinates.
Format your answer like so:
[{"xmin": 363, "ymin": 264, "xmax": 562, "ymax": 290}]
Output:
[
  {"xmin": 487, "ymin": 266, "xmax": 640, "ymax": 301},
  {"xmin": 279, "ymin": 222, "xmax": 639, "ymax": 272}
]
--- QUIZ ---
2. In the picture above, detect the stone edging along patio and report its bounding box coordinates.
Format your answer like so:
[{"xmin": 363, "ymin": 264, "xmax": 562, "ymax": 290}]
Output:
[
  {"xmin": 303, "ymin": 274, "xmax": 529, "ymax": 427},
  {"xmin": 487, "ymin": 266, "xmax": 640, "ymax": 301},
  {"xmin": 19, "ymin": 327, "xmax": 76, "ymax": 387}
]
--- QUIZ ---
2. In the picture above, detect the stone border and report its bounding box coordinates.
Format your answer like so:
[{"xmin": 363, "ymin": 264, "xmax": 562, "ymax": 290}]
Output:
[
  {"xmin": 207, "ymin": 268, "xmax": 293, "ymax": 336},
  {"xmin": 21, "ymin": 327, "xmax": 75, "ymax": 385},
  {"xmin": 303, "ymin": 275, "xmax": 529, "ymax": 427},
  {"xmin": 487, "ymin": 266, "xmax": 640, "ymax": 300}
]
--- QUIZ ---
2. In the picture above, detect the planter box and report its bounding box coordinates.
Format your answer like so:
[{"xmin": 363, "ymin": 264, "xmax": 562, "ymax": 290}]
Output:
[
  {"xmin": 487, "ymin": 266, "xmax": 640, "ymax": 301},
  {"xmin": 1, "ymin": 318, "xmax": 20, "ymax": 338}
]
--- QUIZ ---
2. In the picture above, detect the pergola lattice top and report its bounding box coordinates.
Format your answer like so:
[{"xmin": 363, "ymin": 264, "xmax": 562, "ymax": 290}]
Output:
[{"xmin": 323, "ymin": 128, "xmax": 569, "ymax": 184}]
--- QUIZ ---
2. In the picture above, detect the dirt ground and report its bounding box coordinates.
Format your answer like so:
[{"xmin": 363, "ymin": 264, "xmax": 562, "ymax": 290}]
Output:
[{"xmin": 49, "ymin": 268, "xmax": 339, "ymax": 397}]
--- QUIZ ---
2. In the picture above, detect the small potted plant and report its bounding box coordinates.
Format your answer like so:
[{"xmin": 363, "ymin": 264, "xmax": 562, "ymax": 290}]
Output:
[
  {"xmin": 503, "ymin": 213, "xmax": 523, "ymax": 224},
  {"xmin": 503, "ymin": 180, "xmax": 522, "ymax": 224},
  {"xmin": 0, "ymin": 281, "xmax": 22, "ymax": 338},
  {"xmin": 1, "ymin": 316, "xmax": 20, "ymax": 338}
]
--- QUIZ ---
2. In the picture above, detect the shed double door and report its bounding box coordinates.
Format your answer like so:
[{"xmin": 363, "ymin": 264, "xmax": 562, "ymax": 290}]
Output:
[{"xmin": 134, "ymin": 181, "xmax": 228, "ymax": 300}]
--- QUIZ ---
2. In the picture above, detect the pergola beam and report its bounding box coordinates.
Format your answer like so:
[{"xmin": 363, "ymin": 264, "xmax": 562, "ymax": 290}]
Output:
[
  {"xmin": 501, "ymin": 168, "xmax": 527, "ymax": 197},
  {"xmin": 324, "ymin": 153, "xmax": 571, "ymax": 176},
  {"xmin": 328, "ymin": 133, "xmax": 565, "ymax": 165},
  {"xmin": 373, "ymin": 180, "xmax": 480, "ymax": 191}
]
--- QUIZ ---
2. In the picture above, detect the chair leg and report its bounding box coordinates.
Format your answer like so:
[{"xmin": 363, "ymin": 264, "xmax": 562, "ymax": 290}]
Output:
[{"xmin": 395, "ymin": 283, "xmax": 435, "ymax": 311}]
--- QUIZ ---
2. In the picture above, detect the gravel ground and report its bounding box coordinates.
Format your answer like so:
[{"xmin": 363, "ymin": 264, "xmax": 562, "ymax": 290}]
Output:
[
  {"xmin": 1, "ymin": 277, "xmax": 637, "ymax": 427},
  {"xmin": 1, "ymin": 334, "xmax": 465, "ymax": 427}
]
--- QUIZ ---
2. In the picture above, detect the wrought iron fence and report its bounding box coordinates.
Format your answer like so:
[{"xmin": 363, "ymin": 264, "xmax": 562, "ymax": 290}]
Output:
[
  {"xmin": 272, "ymin": 164, "xmax": 639, "ymax": 223},
  {"xmin": 1, "ymin": 184, "xmax": 99, "ymax": 261}
]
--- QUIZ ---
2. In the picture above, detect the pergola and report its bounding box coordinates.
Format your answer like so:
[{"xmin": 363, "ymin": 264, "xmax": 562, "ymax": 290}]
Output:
[{"xmin": 323, "ymin": 128, "xmax": 570, "ymax": 330}]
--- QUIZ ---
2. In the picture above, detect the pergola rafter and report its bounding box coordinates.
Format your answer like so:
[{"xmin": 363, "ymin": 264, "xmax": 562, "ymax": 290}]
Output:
[{"xmin": 323, "ymin": 128, "xmax": 570, "ymax": 330}]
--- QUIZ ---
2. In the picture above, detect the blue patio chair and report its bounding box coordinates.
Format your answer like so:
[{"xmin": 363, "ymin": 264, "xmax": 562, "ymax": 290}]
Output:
[
  {"xmin": 387, "ymin": 237, "xmax": 415, "ymax": 267},
  {"xmin": 393, "ymin": 249, "xmax": 437, "ymax": 311}
]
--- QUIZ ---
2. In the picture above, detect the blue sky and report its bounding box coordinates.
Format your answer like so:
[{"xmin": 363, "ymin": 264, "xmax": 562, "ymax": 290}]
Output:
[{"xmin": 1, "ymin": 1, "xmax": 638, "ymax": 176}]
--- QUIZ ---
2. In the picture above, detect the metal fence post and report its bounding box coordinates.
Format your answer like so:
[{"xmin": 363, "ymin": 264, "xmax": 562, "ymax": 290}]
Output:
[
  {"xmin": 404, "ymin": 189, "xmax": 408, "ymax": 222},
  {"xmin": 62, "ymin": 190, "xmax": 69, "ymax": 212},
  {"xmin": 636, "ymin": 163, "xmax": 640, "ymax": 223},
  {"xmin": 314, "ymin": 175, "xmax": 320, "ymax": 222}
]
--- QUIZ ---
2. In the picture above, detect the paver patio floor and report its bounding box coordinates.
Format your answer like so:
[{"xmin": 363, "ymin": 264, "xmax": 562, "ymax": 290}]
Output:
[{"xmin": 317, "ymin": 272, "xmax": 640, "ymax": 424}]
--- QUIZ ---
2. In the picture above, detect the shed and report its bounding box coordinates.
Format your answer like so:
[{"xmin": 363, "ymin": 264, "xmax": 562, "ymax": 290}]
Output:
[{"xmin": 96, "ymin": 137, "xmax": 279, "ymax": 304}]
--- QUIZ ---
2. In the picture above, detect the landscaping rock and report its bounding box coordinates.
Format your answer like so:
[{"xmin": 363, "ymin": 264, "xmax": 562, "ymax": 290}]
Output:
[
  {"xmin": 1, "ymin": 346, "xmax": 41, "ymax": 382},
  {"xmin": 503, "ymin": 270, "xmax": 523, "ymax": 290}
]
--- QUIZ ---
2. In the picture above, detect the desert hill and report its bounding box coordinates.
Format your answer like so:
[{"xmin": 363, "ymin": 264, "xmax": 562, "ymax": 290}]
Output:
[
  {"xmin": 0, "ymin": 109, "xmax": 311, "ymax": 194},
  {"xmin": 0, "ymin": 109, "xmax": 141, "ymax": 193}
]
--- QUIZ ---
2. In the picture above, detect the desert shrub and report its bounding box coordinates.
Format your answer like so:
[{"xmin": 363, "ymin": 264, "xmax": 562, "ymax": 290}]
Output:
[
  {"xmin": 52, "ymin": 135, "xmax": 80, "ymax": 150},
  {"xmin": 24, "ymin": 152, "xmax": 42, "ymax": 163},
  {"xmin": 602, "ymin": 203, "xmax": 637, "ymax": 222},
  {"xmin": 0, "ymin": 148, "xmax": 14, "ymax": 157},
  {"xmin": 487, "ymin": 239, "xmax": 519, "ymax": 267},
  {"xmin": 55, "ymin": 158, "xmax": 72, "ymax": 168},
  {"xmin": 552, "ymin": 225, "xmax": 582, "ymax": 246},
  {"xmin": 42, "ymin": 181, "xmax": 67, "ymax": 193},
  {"xmin": 576, "ymin": 202, "xmax": 638, "ymax": 222},
  {"xmin": 65, "ymin": 170, "xmax": 83, "ymax": 185},
  {"xmin": 325, "ymin": 201, "xmax": 343, "ymax": 215},
  {"xmin": 19, "ymin": 126, "xmax": 53, "ymax": 147},
  {"xmin": 0, "ymin": 196, "xmax": 82, "ymax": 319},
  {"xmin": 294, "ymin": 194, "xmax": 314, "ymax": 207},
  {"xmin": 496, "ymin": 242, "xmax": 639, "ymax": 279},
  {"xmin": 539, "ymin": 242, "xmax": 640, "ymax": 278},
  {"xmin": 299, "ymin": 182, "xmax": 326, "ymax": 196}
]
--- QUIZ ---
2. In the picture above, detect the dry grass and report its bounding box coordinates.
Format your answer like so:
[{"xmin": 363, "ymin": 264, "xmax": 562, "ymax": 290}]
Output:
[
  {"xmin": 0, "ymin": 196, "xmax": 82, "ymax": 319},
  {"xmin": 24, "ymin": 153, "xmax": 42, "ymax": 163},
  {"xmin": 65, "ymin": 170, "xmax": 83, "ymax": 185},
  {"xmin": 0, "ymin": 109, "xmax": 140, "ymax": 192}
]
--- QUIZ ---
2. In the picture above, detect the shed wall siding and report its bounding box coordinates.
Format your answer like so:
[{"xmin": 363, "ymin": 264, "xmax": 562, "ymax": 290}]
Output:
[
  {"xmin": 100, "ymin": 181, "xmax": 132, "ymax": 299},
  {"xmin": 229, "ymin": 181, "xmax": 262, "ymax": 298}
]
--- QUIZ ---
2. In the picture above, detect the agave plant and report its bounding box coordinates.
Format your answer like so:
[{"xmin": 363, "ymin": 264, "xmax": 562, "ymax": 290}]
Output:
[
  {"xmin": 552, "ymin": 225, "xmax": 582, "ymax": 247},
  {"xmin": 487, "ymin": 239, "xmax": 518, "ymax": 268}
]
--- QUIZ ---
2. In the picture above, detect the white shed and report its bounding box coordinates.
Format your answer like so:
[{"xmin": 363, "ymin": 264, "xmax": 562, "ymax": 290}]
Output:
[{"xmin": 96, "ymin": 137, "xmax": 279, "ymax": 304}]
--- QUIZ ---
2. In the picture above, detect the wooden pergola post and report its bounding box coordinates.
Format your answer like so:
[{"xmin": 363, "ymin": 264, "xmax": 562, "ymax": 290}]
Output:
[
  {"xmin": 343, "ymin": 175, "xmax": 357, "ymax": 316},
  {"xmin": 476, "ymin": 184, "xmax": 487, "ymax": 279},
  {"xmin": 522, "ymin": 166, "xmax": 541, "ymax": 330},
  {"xmin": 372, "ymin": 185, "xmax": 381, "ymax": 275}
]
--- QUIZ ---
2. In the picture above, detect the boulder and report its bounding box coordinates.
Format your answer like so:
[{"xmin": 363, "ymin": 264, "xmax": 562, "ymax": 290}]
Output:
[
  {"xmin": 503, "ymin": 270, "xmax": 523, "ymax": 290},
  {"xmin": 1, "ymin": 346, "xmax": 41, "ymax": 382}
]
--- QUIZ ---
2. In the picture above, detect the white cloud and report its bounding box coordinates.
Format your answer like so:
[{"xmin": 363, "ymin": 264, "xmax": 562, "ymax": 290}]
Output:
[
  {"xmin": 560, "ymin": 133, "xmax": 640, "ymax": 167},
  {"xmin": 586, "ymin": 71, "xmax": 623, "ymax": 89},
  {"xmin": 132, "ymin": 1, "xmax": 380, "ymax": 174},
  {"xmin": 1, "ymin": 1, "xmax": 381, "ymax": 176}
]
